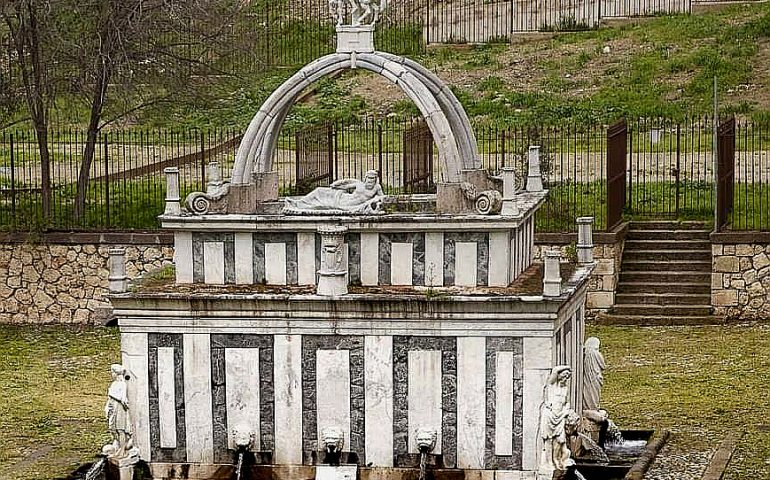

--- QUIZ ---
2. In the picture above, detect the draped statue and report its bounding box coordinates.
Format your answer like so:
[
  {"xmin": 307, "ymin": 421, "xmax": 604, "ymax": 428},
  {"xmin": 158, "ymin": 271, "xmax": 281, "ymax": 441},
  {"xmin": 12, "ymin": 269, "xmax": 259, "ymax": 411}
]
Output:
[
  {"xmin": 329, "ymin": 0, "xmax": 389, "ymax": 26},
  {"xmin": 538, "ymin": 365, "xmax": 576, "ymax": 475},
  {"xmin": 283, "ymin": 170, "xmax": 386, "ymax": 214},
  {"xmin": 582, "ymin": 337, "xmax": 606, "ymax": 411}
]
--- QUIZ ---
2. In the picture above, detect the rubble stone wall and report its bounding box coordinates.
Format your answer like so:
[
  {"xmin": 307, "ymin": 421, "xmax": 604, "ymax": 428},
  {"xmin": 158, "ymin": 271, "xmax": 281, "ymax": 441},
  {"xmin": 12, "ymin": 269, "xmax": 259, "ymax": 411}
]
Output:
[
  {"xmin": 0, "ymin": 233, "xmax": 173, "ymax": 324},
  {"xmin": 711, "ymin": 235, "xmax": 770, "ymax": 321}
]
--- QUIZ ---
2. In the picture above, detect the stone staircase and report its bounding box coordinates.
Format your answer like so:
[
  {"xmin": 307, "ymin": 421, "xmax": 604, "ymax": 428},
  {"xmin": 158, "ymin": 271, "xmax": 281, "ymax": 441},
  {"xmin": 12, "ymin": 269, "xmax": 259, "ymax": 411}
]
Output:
[{"xmin": 599, "ymin": 221, "xmax": 723, "ymax": 325}]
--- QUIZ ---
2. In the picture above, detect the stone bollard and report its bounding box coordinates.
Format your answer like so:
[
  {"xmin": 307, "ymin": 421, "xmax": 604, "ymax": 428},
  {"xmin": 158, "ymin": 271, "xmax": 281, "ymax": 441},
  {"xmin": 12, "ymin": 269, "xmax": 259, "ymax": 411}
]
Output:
[
  {"xmin": 577, "ymin": 217, "xmax": 595, "ymax": 264},
  {"xmin": 317, "ymin": 225, "xmax": 349, "ymax": 296},
  {"xmin": 108, "ymin": 247, "xmax": 128, "ymax": 293},
  {"xmin": 164, "ymin": 167, "xmax": 181, "ymax": 215},
  {"xmin": 500, "ymin": 166, "xmax": 520, "ymax": 217},
  {"xmin": 526, "ymin": 145, "xmax": 543, "ymax": 192},
  {"xmin": 543, "ymin": 250, "xmax": 562, "ymax": 297}
]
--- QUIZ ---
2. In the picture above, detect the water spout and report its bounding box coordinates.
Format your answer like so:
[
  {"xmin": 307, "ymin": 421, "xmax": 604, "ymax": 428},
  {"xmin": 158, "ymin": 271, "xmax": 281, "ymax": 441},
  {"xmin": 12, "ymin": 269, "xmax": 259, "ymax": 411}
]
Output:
[
  {"xmin": 418, "ymin": 447, "xmax": 429, "ymax": 480},
  {"xmin": 234, "ymin": 447, "xmax": 246, "ymax": 480},
  {"xmin": 414, "ymin": 428, "xmax": 437, "ymax": 480},
  {"xmin": 82, "ymin": 457, "xmax": 105, "ymax": 480}
]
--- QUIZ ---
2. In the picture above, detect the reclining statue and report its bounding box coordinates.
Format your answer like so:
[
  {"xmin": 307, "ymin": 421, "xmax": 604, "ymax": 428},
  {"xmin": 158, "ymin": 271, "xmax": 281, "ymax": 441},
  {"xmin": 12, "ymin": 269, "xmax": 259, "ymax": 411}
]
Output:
[{"xmin": 283, "ymin": 170, "xmax": 386, "ymax": 214}]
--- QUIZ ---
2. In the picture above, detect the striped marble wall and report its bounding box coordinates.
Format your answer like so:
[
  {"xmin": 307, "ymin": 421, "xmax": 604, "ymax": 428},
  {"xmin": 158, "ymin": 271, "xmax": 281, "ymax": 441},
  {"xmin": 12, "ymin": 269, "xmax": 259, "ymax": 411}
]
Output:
[
  {"xmin": 174, "ymin": 218, "xmax": 537, "ymax": 289},
  {"xmin": 137, "ymin": 333, "xmax": 528, "ymax": 470}
]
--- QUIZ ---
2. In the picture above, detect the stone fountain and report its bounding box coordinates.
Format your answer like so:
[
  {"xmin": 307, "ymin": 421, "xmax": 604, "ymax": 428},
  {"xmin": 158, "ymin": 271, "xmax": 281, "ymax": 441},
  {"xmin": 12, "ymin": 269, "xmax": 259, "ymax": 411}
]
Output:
[{"xmin": 106, "ymin": 1, "xmax": 601, "ymax": 479}]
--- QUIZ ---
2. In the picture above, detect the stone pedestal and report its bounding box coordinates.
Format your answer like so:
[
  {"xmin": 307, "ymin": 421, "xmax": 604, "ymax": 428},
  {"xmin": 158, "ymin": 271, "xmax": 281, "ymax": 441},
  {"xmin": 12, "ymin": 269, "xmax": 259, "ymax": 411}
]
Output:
[
  {"xmin": 315, "ymin": 465, "xmax": 357, "ymax": 480},
  {"xmin": 527, "ymin": 146, "xmax": 544, "ymax": 192},
  {"xmin": 108, "ymin": 248, "xmax": 128, "ymax": 293},
  {"xmin": 543, "ymin": 250, "xmax": 562, "ymax": 297},
  {"xmin": 164, "ymin": 167, "xmax": 181, "ymax": 215},
  {"xmin": 500, "ymin": 166, "xmax": 520, "ymax": 217},
  {"xmin": 336, "ymin": 25, "xmax": 375, "ymax": 54},
  {"xmin": 317, "ymin": 226, "xmax": 349, "ymax": 296},
  {"xmin": 576, "ymin": 217, "xmax": 594, "ymax": 264}
]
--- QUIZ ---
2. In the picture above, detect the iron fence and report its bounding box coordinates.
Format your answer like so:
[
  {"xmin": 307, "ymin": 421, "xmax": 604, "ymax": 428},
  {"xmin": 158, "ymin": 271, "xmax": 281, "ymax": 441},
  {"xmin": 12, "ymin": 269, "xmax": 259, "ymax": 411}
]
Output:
[{"xmin": 1, "ymin": 117, "xmax": 768, "ymax": 233}]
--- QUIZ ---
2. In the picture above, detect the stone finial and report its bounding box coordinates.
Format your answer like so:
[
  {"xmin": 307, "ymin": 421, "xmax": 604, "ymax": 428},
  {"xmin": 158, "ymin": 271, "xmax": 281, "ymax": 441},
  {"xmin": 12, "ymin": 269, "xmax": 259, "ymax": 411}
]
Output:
[
  {"xmin": 108, "ymin": 248, "xmax": 128, "ymax": 293},
  {"xmin": 164, "ymin": 167, "xmax": 181, "ymax": 215},
  {"xmin": 576, "ymin": 217, "xmax": 595, "ymax": 264},
  {"xmin": 500, "ymin": 166, "xmax": 520, "ymax": 217},
  {"xmin": 543, "ymin": 250, "xmax": 562, "ymax": 297},
  {"xmin": 317, "ymin": 225, "xmax": 349, "ymax": 296},
  {"xmin": 526, "ymin": 146, "xmax": 543, "ymax": 192}
]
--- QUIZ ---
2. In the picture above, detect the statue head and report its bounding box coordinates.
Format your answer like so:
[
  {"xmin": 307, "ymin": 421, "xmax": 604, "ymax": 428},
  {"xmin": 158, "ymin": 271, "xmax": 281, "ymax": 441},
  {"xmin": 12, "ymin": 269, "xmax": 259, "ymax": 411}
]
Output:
[
  {"xmin": 585, "ymin": 337, "xmax": 601, "ymax": 351},
  {"xmin": 364, "ymin": 170, "xmax": 379, "ymax": 190},
  {"xmin": 415, "ymin": 427, "xmax": 437, "ymax": 453},
  {"xmin": 321, "ymin": 426, "xmax": 344, "ymax": 453},
  {"xmin": 110, "ymin": 364, "xmax": 125, "ymax": 380}
]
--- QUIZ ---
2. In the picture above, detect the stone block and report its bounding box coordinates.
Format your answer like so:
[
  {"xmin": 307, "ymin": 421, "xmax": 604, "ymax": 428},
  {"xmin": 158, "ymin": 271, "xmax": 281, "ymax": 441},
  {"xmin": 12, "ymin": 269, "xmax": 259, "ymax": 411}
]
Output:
[
  {"xmin": 436, "ymin": 183, "xmax": 473, "ymax": 214},
  {"xmin": 495, "ymin": 472, "xmax": 523, "ymax": 480},
  {"xmin": 587, "ymin": 291, "xmax": 614, "ymax": 309},
  {"xmin": 736, "ymin": 244, "xmax": 754, "ymax": 256},
  {"xmin": 712, "ymin": 244, "xmax": 723, "ymax": 256},
  {"xmin": 714, "ymin": 256, "xmax": 739, "ymax": 273},
  {"xmin": 748, "ymin": 281, "xmax": 764, "ymax": 297},
  {"xmin": 740, "ymin": 257, "xmax": 752, "ymax": 270},
  {"xmin": 601, "ymin": 274, "xmax": 615, "ymax": 291},
  {"xmin": 724, "ymin": 245, "xmax": 736, "ymax": 255},
  {"xmin": 711, "ymin": 273, "xmax": 723, "ymax": 290},
  {"xmin": 592, "ymin": 259, "xmax": 615, "ymax": 275},
  {"xmin": 752, "ymin": 253, "xmax": 770, "ymax": 270},
  {"xmin": 712, "ymin": 290, "xmax": 738, "ymax": 307},
  {"xmin": 227, "ymin": 184, "xmax": 257, "ymax": 214}
]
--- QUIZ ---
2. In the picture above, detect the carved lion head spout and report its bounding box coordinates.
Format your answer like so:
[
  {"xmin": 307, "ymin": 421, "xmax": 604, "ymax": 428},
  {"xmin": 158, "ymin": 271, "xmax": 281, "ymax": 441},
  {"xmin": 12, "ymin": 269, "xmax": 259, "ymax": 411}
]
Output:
[
  {"xmin": 415, "ymin": 428, "xmax": 437, "ymax": 454},
  {"xmin": 232, "ymin": 426, "xmax": 255, "ymax": 451},
  {"xmin": 321, "ymin": 426, "xmax": 345, "ymax": 453}
]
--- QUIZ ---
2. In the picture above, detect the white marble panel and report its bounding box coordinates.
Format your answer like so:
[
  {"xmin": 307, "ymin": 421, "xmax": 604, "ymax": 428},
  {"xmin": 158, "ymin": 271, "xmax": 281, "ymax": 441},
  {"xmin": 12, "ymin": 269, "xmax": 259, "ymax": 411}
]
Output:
[
  {"xmin": 225, "ymin": 348, "xmax": 261, "ymax": 450},
  {"xmin": 425, "ymin": 232, "xmax": 444, "ymax": 287},
  {"xmin": 495, "ymin": 352, "xmax": 515, "ymax": 456},
  {"xmin": 184, "ymin": 334, "xmax": 213, "ymax": 462},
  {"xmin": 360, "ymin": 233, "xmax": 379, "ymax": 286},
  {"xmin": 203, "ymin": 242, "xmax": 225, "ymax": 284},
  {"xmin": 522, "ymin": 369, "xmax": 547, "ymax": 471},
  {"xmin": 391, "ymin": 242, "xmax": 413, "ymax": 286},
  {"xmin": 316, "ymin": 350, "xmax": 351, "ymax": 445},
  {"xmin": 365, "ymin": 336, "xmax": 394, "ymax": 467},
  {"xmin": 455, "ymin": 242, "xmax": 477, "ymax": 287},
  {"xmin": 489, "ymin": 232, "xmax": 510, "ymax": 287},
  {"xmin": 157, "ymin": 346, "xmax": 177, "ymax": 449},
  {"xmin": 265, "ymin": 243, "xmax": 287, "ymax": 285},
  {"xmin": 175, "ymin": 232, "xmax": 193, "ymax": 283},
  {"xmin": 297, "ymin": 232, "xmax": 317, "ymax": 285},
  {"xmin": 121, "ymin": 333, "xmax": 150, "ymax": 460},
  {"xmin": 274, "ymin": 335, "xmax": 303, "ymax": 464},
  {"xmin": 523, "ymin": 337, "xmax": 553, "ymax": 369},
  {"xmin": 457, "ymin": 338, "xmax": 486, "ymax": 468},
  {"xmin": 234, "ymin": 233, "xmax": 254, "ymax": 284},
  {"xmin": 408, "ymin": 350, "xmax": 442, "ymax": 454}
]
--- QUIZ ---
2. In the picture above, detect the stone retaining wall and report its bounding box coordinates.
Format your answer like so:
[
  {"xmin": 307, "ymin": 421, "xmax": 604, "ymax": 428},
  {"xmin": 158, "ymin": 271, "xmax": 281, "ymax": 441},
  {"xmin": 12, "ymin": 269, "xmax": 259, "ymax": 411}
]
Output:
[
  {"xmin": 711, "ymin": 233, "xmax": 770, "ymax": 321},
  {"xmin": 0, "ymin": 233, "xmax": 173, "ymax": 324}
]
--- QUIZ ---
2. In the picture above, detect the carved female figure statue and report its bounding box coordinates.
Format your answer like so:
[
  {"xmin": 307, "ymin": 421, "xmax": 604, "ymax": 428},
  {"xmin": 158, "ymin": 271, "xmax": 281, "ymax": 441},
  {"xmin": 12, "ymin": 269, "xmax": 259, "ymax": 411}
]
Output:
[
  {"xmin": 104, "ymin": 364, "xmax": 133, "ymax": 458},
  {"xmin": 582, "ymin": 336, "xmax": 605, "ymax": 411},
  {"xmin": 538, "ymin": 365, "xmax": 575, "ymax": 475},
  {"xmin": 283, "ymin": 170, "xmax": 385, "ymax": 214}
]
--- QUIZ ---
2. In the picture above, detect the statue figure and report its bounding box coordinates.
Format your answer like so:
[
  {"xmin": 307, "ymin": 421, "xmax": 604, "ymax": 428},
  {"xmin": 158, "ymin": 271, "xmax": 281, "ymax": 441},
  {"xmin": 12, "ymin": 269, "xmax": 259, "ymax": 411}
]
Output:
[
  {"xmin": 565, "ymin": 412, "xmax": 609, "ymax": 464},
  {"xmin": 330, "ymin": 0, "xmax": 389, "ymax": 26},
  {"xmin": 538, "ymin": 365, "xmax": 576, "ymax": 476},
  {"xmin": 283, "ymin": 170, "xmax": 385, "ymax": 214},
  {"xmin": 103, "ymin": 364, "xmax": 134, "ymax": 459},
  {"xmin": 582, "ymin": 337, "xmax": 605, "ymax": 411}
]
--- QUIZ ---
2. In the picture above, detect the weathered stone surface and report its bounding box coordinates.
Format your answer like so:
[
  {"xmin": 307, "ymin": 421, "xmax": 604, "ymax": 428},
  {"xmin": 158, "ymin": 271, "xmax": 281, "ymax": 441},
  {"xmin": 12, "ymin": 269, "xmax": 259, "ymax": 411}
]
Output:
[
  {"xmin": 714, "ymin": 256, "xmax": 739, "ymax": 273},
  {"xmin": 752, "ymin": 253, "xmax": 770, "ymax": 270},
  {"xmin": 713, "ymin": 243, "xmax": 770, "ymax": 320},
  {"xmin": 712, "ymin": 290, "xmax": 738, "ymax": 307}
]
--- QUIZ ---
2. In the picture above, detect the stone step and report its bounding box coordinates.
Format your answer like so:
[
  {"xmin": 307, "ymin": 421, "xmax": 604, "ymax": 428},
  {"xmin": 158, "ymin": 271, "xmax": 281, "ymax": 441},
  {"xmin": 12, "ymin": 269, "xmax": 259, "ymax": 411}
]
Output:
[
  {"xmin": 620, "ymin": 260, "xmax": 712, "ymax": 272},
  {"xmin": 595, "ymin": 313, "xmax": 725, "ymax": 326},
  {"xmin": 611, "ymin": 304, "xmax": 713, "ymax": 316},
  {"xmin": 623, "ymin": 250, "xmax": 711, "ymax": 262},
  {"xmin": 616, "ymin": 282, "xmax": 711, "ymax": 294},
  {"xmin": 615, "ymin": 292, "xmax": 712, "ymax": 306},
  {"xmin": 628, "ymin": 221, "xmax": 709, "ymax": 231},
  {"xmin": 619, "ymin": 271, "xmax": 711, "ymax": 283},
  {"xmin": 624, "ymin": 239, "xmax": 712, "ymax": 251},
  {"xmin": 627, "ymin": 229, "xmax": 711, "ymax": 241}
]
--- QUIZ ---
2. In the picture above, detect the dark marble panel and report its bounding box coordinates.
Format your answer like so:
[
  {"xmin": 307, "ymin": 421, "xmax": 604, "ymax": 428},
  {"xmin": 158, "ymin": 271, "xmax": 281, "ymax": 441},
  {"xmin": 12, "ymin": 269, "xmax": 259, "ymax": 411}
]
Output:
[
  {"xmin": 484, "ymin": 337, "xmax": 524, "ymax": 469},
  {"xmin": 252, "ymin": 233, "xmax": 298, "ymax": 285},
  {"xmin": 148, "ymin": 333, "xmax": 187, "ymax": 463},
  {"xmin": 346, "ymin": 233, "xmax": 361, "ymax": 286},
  {"xmin": 301, "ymin": 336, "xmax": 365, "ymax": 465},
  {"xmin": 210, "ymin": 335, "xmax": 274, "ymax": 463},
  {"xmin": 392, "ymin": 336, "xmax": 457, "ymax": 469},
  {"xmin": 377, "ymin": 233, "xmax": 426, "ymax": 286},
  {"xmin": 192, "ymin": 233, "xmax": 236, "ymax": 284},
  {"xmin": 443, "ymin": 232, "xmax": 490, "ymax": 287}
]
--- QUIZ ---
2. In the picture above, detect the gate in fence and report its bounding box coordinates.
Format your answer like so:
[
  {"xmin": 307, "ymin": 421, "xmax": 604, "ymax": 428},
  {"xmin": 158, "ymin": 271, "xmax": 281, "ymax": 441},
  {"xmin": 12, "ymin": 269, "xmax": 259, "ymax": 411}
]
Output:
[
  {"xmin": 716, "ymin": 116, "xmax": 736, "ymax": 231},
  {"xmin": 295, "ymin": 123, "xmax": 334, "ymax": 195},
  {"xmin": 607, "ymin": 119, "xmax": 627, "ymax": 230},
  {"xmin": 402, "ymin": 120, "xmax": 434, "ymax": 193}
]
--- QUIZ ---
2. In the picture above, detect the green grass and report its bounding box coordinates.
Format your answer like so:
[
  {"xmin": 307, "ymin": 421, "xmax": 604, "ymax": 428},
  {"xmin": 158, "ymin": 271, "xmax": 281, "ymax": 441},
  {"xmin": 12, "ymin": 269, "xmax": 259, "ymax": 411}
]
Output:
[
  {"xmin": 0, "ymin": 325, "xmax": 120, "ymax": 480},
  {"xmin": 589, "ymin": 324, "xmax": 770, "ymax": 479}
]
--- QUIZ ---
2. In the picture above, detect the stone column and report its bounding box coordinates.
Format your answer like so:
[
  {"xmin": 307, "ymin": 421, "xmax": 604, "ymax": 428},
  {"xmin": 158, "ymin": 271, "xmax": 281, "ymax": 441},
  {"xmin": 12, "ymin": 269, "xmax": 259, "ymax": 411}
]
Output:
[
  {"xmin": 500, "ymin": 166, "xmax": 520, "ymax": 217},
  {"xmin": 108, "ymin": 247, "xmax": 128, "ymax": 293},
  {"xmin": 576, "ymin": 217, "xmax": 595, "ymax": 264},
  {"xmin": 543, "ymin": 250, "xmax": 562, "ymax": 297},
  {"xmin": 526, "ymin": 146, "xmax": 543, "ymax": 192},
  {"xmin": 164, "ymin": 167, "xmax": 181, "ymax": 215},
  {"xmin": 317, "ymin": 226, "xmax": 349, "ymax": 296}
]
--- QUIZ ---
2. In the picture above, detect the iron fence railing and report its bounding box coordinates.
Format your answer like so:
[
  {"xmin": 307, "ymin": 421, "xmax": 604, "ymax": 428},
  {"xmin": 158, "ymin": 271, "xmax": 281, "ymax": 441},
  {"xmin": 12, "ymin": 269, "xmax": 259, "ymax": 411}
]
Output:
[{"xmin": 1, "ymin": 117, "xmax": 768, "ymax": 232}]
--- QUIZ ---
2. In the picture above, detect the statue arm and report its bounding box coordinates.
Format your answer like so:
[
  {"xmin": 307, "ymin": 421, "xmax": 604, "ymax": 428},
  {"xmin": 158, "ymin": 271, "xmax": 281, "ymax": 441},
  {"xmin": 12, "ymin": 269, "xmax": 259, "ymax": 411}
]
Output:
[{"xmin": 331, "ymin": 179, "xmax": 359, "ymax": 190}]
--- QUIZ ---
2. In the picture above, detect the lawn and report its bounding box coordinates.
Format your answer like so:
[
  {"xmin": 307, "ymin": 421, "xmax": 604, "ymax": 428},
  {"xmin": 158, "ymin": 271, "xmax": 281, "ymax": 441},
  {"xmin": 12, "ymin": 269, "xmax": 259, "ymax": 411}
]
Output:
[{"xmin": 0, "ymin": 324, "xmax": 768, "ymax": 479}]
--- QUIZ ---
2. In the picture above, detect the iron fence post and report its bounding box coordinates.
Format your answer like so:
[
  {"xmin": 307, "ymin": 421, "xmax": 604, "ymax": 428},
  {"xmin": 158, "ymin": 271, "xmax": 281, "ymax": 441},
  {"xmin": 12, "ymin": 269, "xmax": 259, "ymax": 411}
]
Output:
[
  {"xmin": 200, "ymin": 131, "xmax": 207, "ymax": 189},
  {"xmin": 104, "ymin": 135, "xmax": 111, "ymax": 228},
  {"xmin": 9, "ymin": 133, "xmax": 16, "ymax": 220}
]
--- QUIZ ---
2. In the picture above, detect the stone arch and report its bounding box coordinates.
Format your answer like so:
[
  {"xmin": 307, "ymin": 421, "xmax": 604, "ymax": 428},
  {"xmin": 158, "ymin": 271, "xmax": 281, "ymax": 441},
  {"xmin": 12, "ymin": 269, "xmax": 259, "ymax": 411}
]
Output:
[{"xmin": 231, "ymin": 52, "xmax": 479, "ymax": 185}]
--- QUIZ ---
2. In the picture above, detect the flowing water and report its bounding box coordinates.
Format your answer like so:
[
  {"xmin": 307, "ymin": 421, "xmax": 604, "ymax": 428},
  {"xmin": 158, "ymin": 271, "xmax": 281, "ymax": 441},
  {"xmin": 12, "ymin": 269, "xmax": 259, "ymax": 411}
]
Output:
[
  {"xmin": 418, "ymin": 451, "xmax": 428, "ymax": 480},
  {"xmin": 234, "ymin": 450, "xmax": 245, "ymax": 480},
  {"xmin": 82, "ymin": 458, "xmax": 105, "ymax": 480}
]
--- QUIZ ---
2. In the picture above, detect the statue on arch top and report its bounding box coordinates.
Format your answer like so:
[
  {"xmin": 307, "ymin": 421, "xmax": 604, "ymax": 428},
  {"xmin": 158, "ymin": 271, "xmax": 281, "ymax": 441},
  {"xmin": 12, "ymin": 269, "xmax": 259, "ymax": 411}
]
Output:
[{"xmin": 329, "ymin": 0, "xmax": 389, "ymax": 26}]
